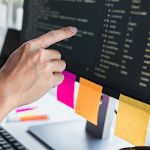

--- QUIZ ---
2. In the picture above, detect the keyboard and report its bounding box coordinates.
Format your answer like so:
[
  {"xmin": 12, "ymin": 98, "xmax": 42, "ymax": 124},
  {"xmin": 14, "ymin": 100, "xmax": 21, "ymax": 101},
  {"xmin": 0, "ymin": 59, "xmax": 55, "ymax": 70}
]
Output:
[{"xmin": 0, "ymin": 126, "xmax": 27, "ymax": 150}]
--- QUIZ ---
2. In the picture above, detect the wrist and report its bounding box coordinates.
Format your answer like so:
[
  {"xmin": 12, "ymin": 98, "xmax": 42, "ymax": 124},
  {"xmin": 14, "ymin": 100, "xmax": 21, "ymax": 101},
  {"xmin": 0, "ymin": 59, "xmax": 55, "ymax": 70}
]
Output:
[
  {"xmin": 0, "ymin": 74, "xmax": 16, "ymax": 122},
  {"xmin": 0, "ymin": 95, "xmax": 12, "ymax": 122}
]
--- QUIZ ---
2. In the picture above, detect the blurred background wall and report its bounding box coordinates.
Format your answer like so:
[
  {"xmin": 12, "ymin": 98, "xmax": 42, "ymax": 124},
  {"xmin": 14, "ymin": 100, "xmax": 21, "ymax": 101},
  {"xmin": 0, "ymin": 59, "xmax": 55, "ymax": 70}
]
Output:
[
  {"xmin": 0, "ymin": 0, "xmax": 24, "ymax": 50},
  {"xmin": 0, "ymin": 0, "xmax": 24, "ymax": 29}
]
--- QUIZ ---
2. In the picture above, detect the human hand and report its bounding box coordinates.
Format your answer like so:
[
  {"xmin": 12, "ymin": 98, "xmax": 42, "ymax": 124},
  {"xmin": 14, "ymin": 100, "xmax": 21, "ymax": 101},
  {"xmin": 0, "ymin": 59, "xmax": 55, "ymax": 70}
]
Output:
[{"xmin": 0, "ymin": 27, "xmax": 77, "ymax": 115}]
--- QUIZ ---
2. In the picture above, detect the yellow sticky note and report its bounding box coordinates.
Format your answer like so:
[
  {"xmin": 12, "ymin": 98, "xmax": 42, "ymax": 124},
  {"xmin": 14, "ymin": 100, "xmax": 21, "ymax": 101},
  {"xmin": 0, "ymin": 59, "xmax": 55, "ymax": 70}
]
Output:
[
  {"xmin": 115, "ymin": 94, "xmax": 150, "ymax": 146},
  {"xmin": 75, "ymin": 77, "xmax": 103, "ymax": 125}
]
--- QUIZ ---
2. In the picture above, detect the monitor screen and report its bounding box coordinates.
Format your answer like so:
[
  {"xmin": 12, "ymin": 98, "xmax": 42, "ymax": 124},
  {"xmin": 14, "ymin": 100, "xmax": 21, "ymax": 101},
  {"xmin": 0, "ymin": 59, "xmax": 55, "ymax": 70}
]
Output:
[{"xmin": 20, "ymin": 0, "xmax": 150, "ymax": 104}]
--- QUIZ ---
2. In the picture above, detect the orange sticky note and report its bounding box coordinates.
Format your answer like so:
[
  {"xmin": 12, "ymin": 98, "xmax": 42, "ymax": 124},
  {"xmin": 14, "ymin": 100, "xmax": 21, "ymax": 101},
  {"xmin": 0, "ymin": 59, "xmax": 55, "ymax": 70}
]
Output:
[
  {"xmin": 115, "ymin": 94, "xmax": 150, "ymax": 146},
  {"xmin": 75, "ymin": 77, "xmax": 103, "ymax": 125}
]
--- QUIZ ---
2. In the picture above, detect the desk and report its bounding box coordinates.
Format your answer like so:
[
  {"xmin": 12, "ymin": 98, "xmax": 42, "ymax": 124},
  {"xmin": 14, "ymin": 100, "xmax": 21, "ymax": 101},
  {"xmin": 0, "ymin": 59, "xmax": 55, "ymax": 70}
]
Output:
[{"xmin": 1, "ymin": 85, "xmax": 135, "ymax": 150}]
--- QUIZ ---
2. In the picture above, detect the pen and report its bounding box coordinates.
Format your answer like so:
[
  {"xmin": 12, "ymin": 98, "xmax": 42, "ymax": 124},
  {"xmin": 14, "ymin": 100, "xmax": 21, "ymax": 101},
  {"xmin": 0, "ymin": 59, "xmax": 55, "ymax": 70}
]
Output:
[
  {"xmin": 16, "ymin": 107, "xmax": 37, "ymax": 113},
  {"xmin": 7, "ymin": 114, "xmax": 49, "ymax": 122}
]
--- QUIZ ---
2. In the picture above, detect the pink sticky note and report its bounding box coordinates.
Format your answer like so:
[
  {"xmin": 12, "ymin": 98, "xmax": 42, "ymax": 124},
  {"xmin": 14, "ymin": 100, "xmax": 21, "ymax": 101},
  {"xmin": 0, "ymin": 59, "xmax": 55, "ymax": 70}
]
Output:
[{"xmin": 57, "ymin": 71, "xmax": 76, "ymax": 108}]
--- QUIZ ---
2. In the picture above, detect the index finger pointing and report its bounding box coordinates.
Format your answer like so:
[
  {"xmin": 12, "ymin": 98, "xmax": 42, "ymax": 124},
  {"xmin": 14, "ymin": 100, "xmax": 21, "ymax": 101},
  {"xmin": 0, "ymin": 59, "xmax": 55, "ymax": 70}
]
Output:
[{"xmin": 31, "ymin": 26, "xmax": 77, "ymax": 49}]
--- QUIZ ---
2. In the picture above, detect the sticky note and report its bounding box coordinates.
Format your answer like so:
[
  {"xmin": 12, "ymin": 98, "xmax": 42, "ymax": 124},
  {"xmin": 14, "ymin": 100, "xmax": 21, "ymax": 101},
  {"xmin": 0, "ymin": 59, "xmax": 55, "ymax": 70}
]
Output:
[
  {"xmin": 75, "ymin": 77, "xmax": 103, "ymax": 125},
  {"xmin": 115, "ymin": 94, "xmax": 150, "ymax": 146},
  {"xmin": 57, "ymin": 71, "xmax": 76, "ymax": 108}
]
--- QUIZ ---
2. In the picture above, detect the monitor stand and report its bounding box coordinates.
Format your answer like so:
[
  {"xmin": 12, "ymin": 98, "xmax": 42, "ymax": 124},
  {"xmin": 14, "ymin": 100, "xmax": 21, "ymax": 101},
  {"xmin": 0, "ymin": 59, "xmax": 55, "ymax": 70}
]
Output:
[
  {"xmin": 86, "ymin": 94, "xmax": 115, "ymax": 139},
  {"xmin": 28, "ymin": 95, "xmax": 116, "ymax": 150}
]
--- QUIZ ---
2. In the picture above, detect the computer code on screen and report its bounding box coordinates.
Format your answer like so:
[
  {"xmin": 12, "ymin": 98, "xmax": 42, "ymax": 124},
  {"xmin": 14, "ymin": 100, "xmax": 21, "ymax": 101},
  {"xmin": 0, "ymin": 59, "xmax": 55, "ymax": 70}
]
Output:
[{"xmin": 21, "ymin": 0, "xmax": 150, "ymax": 104}]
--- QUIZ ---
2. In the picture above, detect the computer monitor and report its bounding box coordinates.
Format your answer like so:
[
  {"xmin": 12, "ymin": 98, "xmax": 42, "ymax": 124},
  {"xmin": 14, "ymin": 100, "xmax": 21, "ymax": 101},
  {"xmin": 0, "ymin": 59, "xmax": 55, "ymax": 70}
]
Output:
[
  {"xmin": 20, "ymin": 0, "xmax": 150, "ymax": 149},
  {"xmin": 21, "ymin": 0, "xmax": 150, "ymax": 104}
]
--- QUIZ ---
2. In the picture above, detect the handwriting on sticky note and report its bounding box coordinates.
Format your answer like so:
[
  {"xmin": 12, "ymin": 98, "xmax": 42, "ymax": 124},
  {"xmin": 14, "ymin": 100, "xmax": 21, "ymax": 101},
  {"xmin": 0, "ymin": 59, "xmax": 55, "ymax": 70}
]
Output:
[
  {"xmin": 75, "ymin": 77, "xmax": 103, "ymax": 125},
  {"xmin": 115, "ymin": 94, "xmax": 150, "ymax": 146},
  {"xmin": 57, "ymin": 71, "xmax": 76, "ymax": 108}
]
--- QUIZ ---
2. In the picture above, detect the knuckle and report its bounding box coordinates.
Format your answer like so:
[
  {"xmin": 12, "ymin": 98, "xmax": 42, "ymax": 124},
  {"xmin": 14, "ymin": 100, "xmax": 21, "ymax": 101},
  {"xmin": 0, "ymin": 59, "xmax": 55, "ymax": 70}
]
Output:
[
  {"xmin": 53, "ymin": 73, "xmax": 64, "ymax": 85},
  {"xmin": 51, "ymin": 50, "xmax": 61, "ymax": 58},
  {"xmin": 60, "ymin": 73, "xmax": 64, "ymax": 80},
  {"xmin": 61, "ymin": 60, "xmax": 66, "ymax": 68},
  {"xmin": 34, "ymin": 49, "xmax": 44, "ymax": 61},
  {"xmin": 48, "ymin": 62, "xmax": 54, "ymax": 70},
  {"xmin": 37, "ymin": 49, "xmax": 44, "ymax": 55},
  {"xmin": 58, "ymin": 73, "xmax": 64, "ymax": 84},
  {"xmin": 54, "ymin": 50, "xmax": 60, "ymax": 55},
  {"xmin": 57, "ymin": 60, "xmax": 66, "ymax": 72},
  {"xmin": 63, "ymin": 62, "xmax": 66, "ymax": 70},
  {"xmin": 23, "ymin": 41, "xmax": 33, "ymax": 50},
  {"xmin": 45, "ymin": 63, "xmax": 51, "ymax": 72},
  {"xmin": 48, "ymin": 30, "xmax": 56, "ymax": 38}
]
